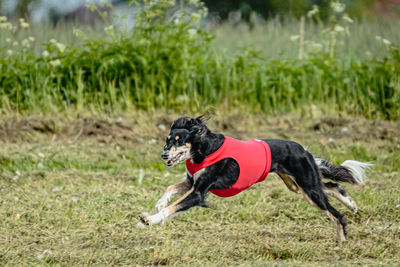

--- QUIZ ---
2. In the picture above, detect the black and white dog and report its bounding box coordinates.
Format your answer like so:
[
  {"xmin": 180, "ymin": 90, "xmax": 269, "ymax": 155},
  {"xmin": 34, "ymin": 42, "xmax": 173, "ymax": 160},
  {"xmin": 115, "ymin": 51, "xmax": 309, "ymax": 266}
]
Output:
[{"xmin": 139, "ymin": 116, "xmax": 372, "ymax": 242}]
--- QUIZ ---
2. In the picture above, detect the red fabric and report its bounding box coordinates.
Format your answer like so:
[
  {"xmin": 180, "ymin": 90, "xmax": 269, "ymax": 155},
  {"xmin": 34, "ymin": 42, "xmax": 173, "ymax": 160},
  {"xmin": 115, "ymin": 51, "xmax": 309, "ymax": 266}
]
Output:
[{"xmin": 186, "ymin": 136, "xmax": 271, "ymax": 197}]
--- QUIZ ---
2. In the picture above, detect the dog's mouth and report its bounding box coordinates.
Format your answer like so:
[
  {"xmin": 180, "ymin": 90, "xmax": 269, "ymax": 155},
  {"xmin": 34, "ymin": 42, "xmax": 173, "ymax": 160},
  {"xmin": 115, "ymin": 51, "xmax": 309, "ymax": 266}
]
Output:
[{"xmin": 166, "ymin": 152, "xmax": 185, "ymax": 167}]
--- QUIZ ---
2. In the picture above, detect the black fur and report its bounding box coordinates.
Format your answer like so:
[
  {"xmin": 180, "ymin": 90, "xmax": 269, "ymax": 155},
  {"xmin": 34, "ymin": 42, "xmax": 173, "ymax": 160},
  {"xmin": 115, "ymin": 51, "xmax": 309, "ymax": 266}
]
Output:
[
  {"xmin": 153, "ymin": 116, "xmax": 366, "ymax": 241},
  {"xmin": 318, "ymin": 159, "xmax": 358, "ymax": 184}
]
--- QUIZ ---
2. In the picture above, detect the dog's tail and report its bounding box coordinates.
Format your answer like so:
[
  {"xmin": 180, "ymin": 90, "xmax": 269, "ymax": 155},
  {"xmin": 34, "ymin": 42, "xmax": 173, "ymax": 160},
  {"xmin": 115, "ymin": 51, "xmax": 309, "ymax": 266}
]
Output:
[{"xmin": 314, "ymin": 157, "xmax": 373, "ymax": 184}]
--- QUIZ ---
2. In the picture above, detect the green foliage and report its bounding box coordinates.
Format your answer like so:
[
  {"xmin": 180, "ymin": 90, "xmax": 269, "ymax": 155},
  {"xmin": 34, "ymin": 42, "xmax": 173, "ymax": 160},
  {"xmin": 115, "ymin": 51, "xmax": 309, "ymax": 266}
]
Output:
[{"xmin": 0, "ymin": 1, "xmax": 399, "ymax": 119}]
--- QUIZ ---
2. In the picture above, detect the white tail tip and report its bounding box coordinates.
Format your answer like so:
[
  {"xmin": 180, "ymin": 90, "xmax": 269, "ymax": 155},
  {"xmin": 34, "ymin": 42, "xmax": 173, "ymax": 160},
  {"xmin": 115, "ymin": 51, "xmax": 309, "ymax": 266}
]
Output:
[{"xmin": 341, "ymin": 160, "xmax": 373, "ymax": 184}]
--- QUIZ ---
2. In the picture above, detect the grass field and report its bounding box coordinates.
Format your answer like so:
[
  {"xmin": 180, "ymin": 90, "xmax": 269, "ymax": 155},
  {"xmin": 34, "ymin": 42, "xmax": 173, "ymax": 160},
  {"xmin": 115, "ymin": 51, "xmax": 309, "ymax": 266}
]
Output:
[{"xmin": 1, "ymin": 112, "xmax": 399, "ymax": 266}]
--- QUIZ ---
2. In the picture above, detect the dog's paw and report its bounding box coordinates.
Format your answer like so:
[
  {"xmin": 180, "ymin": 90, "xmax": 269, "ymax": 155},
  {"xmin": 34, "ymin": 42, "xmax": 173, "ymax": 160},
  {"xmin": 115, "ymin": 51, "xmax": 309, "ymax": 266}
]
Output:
[
  {"xmin": 139, "ymin": 212, "xmax": 152, "ymax": 226},
  {"xmin": 347, "ymin": 197, "xmax": 358, "ymax": 214},
  {"xmin": 155, "ymin": 200, "xmax": 167, "ymax": 213}
]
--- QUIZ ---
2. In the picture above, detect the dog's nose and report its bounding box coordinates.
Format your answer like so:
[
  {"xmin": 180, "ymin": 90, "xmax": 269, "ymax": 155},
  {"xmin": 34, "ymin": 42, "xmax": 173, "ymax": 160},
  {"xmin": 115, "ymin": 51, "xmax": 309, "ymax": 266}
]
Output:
[{"xmin": 161, "ymin": 151, "xmax": 169, "ymax": 160}]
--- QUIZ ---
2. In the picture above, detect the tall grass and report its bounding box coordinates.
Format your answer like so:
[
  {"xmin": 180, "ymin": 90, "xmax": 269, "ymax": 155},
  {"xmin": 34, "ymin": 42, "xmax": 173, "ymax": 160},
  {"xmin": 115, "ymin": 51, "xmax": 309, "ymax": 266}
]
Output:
[{"xmin": 0, "ymin": 0, "xmax": 399, "ymax": 119}]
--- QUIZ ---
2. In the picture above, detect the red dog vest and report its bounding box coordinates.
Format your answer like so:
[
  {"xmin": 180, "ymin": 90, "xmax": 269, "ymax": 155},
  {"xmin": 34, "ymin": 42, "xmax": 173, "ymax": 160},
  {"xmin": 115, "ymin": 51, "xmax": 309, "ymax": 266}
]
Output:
[{"xmin": 186, "ymin": 136, "xmax": 271, "ymax": 197}]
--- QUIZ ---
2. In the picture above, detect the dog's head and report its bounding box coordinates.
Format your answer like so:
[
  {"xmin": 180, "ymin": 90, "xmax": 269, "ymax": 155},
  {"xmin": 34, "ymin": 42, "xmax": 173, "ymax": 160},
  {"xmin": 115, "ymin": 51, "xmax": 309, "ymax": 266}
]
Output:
[{"xmin": 161, "ymin": 116, "xmax": 208, "ymax": 167}]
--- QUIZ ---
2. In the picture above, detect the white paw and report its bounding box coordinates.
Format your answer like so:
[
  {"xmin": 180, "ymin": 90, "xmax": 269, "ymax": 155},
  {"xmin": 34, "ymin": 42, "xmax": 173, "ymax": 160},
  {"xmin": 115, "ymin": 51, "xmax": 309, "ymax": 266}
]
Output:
[
  {"xmin": 348, "ymin": 198, "xmax": 358, "ymax": 214},
  {"xmin": 155, "ymin": 198, "xmax": 168, "ymax": 213}
]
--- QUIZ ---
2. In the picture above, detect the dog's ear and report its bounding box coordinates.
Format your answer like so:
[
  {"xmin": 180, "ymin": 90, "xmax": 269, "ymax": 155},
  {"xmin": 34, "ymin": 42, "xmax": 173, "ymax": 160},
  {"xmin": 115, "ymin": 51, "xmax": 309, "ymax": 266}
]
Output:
[
  {"xmin": 190, "ymin": 114, "xmax": 209, "ymax": 126},
  {"xmin": 190, "ymin": 117, "xmax": 202, "ymax": 126},
  {"xmin": 189, "ymin": 124, "xmax": 207, "ymax": 137}
]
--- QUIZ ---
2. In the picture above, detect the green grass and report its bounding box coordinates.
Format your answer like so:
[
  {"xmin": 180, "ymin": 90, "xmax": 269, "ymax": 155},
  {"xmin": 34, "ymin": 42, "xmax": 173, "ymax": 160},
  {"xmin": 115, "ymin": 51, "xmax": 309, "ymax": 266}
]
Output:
[
  {"xmin": 1, "ymin": 112, "xmax": 399, "ymax": 266},
  {"xmin": 212, "ymin": 17, "xmax": 400, "ymax": 60}
]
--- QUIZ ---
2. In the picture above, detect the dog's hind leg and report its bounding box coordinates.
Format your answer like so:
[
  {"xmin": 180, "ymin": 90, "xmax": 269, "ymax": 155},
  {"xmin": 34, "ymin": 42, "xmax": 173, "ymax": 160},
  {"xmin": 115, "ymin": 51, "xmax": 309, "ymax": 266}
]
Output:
[
  {"xmin": 299, "ymin": 183, "xmax": 347, "ymax": 242},
  {"xmin": 293, "ymin": 153, "xmax": 347, "ymax": 241},
  {"xmin": 277, "ymin": 171, "xmax": 301, "ymax": 194},
  {"xmin": 323, "ymin": 182, "xmax": 358, "ymax": 214}
]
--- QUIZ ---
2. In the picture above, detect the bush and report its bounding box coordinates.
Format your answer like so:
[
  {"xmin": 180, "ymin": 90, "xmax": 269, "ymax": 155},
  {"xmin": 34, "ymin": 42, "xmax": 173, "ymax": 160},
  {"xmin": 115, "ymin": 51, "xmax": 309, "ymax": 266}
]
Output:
[{"xmin": 0, "ymin": 1, "xmax": 399, "ymax": 119}]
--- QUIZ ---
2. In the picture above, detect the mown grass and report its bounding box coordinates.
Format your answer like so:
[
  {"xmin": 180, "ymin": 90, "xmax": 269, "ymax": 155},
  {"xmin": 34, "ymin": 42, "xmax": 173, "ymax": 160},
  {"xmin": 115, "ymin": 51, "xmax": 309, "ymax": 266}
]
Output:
[
  {"xmin": 1, "ymin": 112, "xmax": 399, "ymax": 266},
  {"xmin": 0, "ymin": 1, "xmax": 399, "ymax": 119}
]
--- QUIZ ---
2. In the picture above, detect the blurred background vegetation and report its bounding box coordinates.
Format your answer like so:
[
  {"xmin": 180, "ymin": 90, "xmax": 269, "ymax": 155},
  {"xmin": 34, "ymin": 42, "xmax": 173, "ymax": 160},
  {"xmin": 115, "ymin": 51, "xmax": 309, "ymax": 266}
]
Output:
[
  {"xmin": 1, "ymin": 0, "xmax": 399, "ymax": 22},
  {"xmin": 0, "ymin": 0, "xmax": 399, "ymax": 119}
]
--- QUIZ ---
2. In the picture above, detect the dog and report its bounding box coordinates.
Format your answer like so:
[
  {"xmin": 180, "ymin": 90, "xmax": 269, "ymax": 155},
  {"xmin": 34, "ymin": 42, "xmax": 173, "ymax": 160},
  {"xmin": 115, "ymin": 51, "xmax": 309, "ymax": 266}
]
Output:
[{"xmin": 139, "ymin": 116, "xmax": 372, "ymax": 242}]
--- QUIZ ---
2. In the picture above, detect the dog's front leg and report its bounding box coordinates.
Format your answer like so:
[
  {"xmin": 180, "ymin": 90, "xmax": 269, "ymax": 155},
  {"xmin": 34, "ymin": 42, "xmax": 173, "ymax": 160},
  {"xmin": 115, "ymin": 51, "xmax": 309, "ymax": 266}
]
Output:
[
  {"xmin": 154, "ymin": 178, "xmax": 192, "ymax": 212},
  {"xmin": 141, "ymin": 187, "xmax": 203, "ymax": 226}
]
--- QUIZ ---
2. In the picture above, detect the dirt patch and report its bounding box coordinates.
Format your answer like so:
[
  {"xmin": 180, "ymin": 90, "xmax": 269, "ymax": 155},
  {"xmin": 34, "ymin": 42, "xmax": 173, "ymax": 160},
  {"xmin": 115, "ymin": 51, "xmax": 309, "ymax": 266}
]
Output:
[
  {"xmin": 311, "ymin": 117, "xmax": 399, "ymax": 142},
  {"xmin": 0, "ymin": 114, "xmax": 399, "ymax": 144},
  {"xmin": 0, "ymin": 118, "xmax": 57, "ymax": 141},
  {"xmin": 0, "ymin": 117, "xmax": 136, "ymax": 142},
  {"xmin": 62, "ymin": 118, "xmax": 133, "ymax": 141}
]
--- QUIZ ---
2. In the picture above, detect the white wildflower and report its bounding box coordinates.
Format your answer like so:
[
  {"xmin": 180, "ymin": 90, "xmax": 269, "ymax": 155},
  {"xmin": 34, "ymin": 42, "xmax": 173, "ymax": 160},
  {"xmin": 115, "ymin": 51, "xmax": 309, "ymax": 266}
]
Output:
[
  {"xmin": 382, "ymin": 38, "xmax": 391, "ymax": 45},
  {"xmin": 21, "ymin": 39, "xmax": 30, "ymax": 48},
  {"xmin": 331, "ymin": 1, "xmax": 345, "ymax": 13},
  {"xmin": 0, "ymin": 22, "xmax": 13, "ymax": 30},
  {"xmin": 343, "ymin": 14, "xmax": 353, "ymax": 23},
  {"xmin": 14, "ymin": 196, "xmax": 19, "ymax": 201},
  {"xmin": 188, "ymin": 28, "xmax": 197, "ymax": 36},
  {"xmin": 73, "ymin": 28, "xmax": 86, "ymax": 39},
  {"xmin": 28, "ymin": 36, "xmax": 35, "ymax": 42},
  {"xmin": 19, "ymin": 18, "xmax": 29, "ymax": 29},
  {"xmin": 7, "ymin": 49, "xmax": 13, "ymax": 56},
  {"xmin": 50, "ymin": 38, "xmax": 57, "ymax": 44},
  {"xmin": 290, "ymin": 35, "xmax": 300, "ymax": 41},
  {"xmin": 37, "ymin": 162, "xmax": 44, "ymax": 169},
  {"xmin": 55, "ymin": 42, "xmax": 66, "ymax": 53},
  {"xmin": 0, "ymin": 16, "xmax": 7, "ymax": 22},
  {"xmin": 334, "ymin": 25, "xmax": 345, "ymax": 32},
  {"xmin": 38, "ymin": 152, "xmax": 45, "ymax": 158},
  {"xmin": 307, "ymin": 5, "xmax": 319, "ymax": 18},
  {"xmin": 42, "ymin": 50, "xmax": 50, "ymax": 57},
  {"xmin": 16, "ymin": 170, "xmax": 21, "ymax": 176},
  {"xmin": 49, "ymin": 59, "xmax": 61, "ymax": 67},
  {"xmin": 6, "ymin": 38, "xmax": 11, "ymax": 43},
  {"xmin": 191, "ymin": 13, "xmax": 201, "ymax": 23}
]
